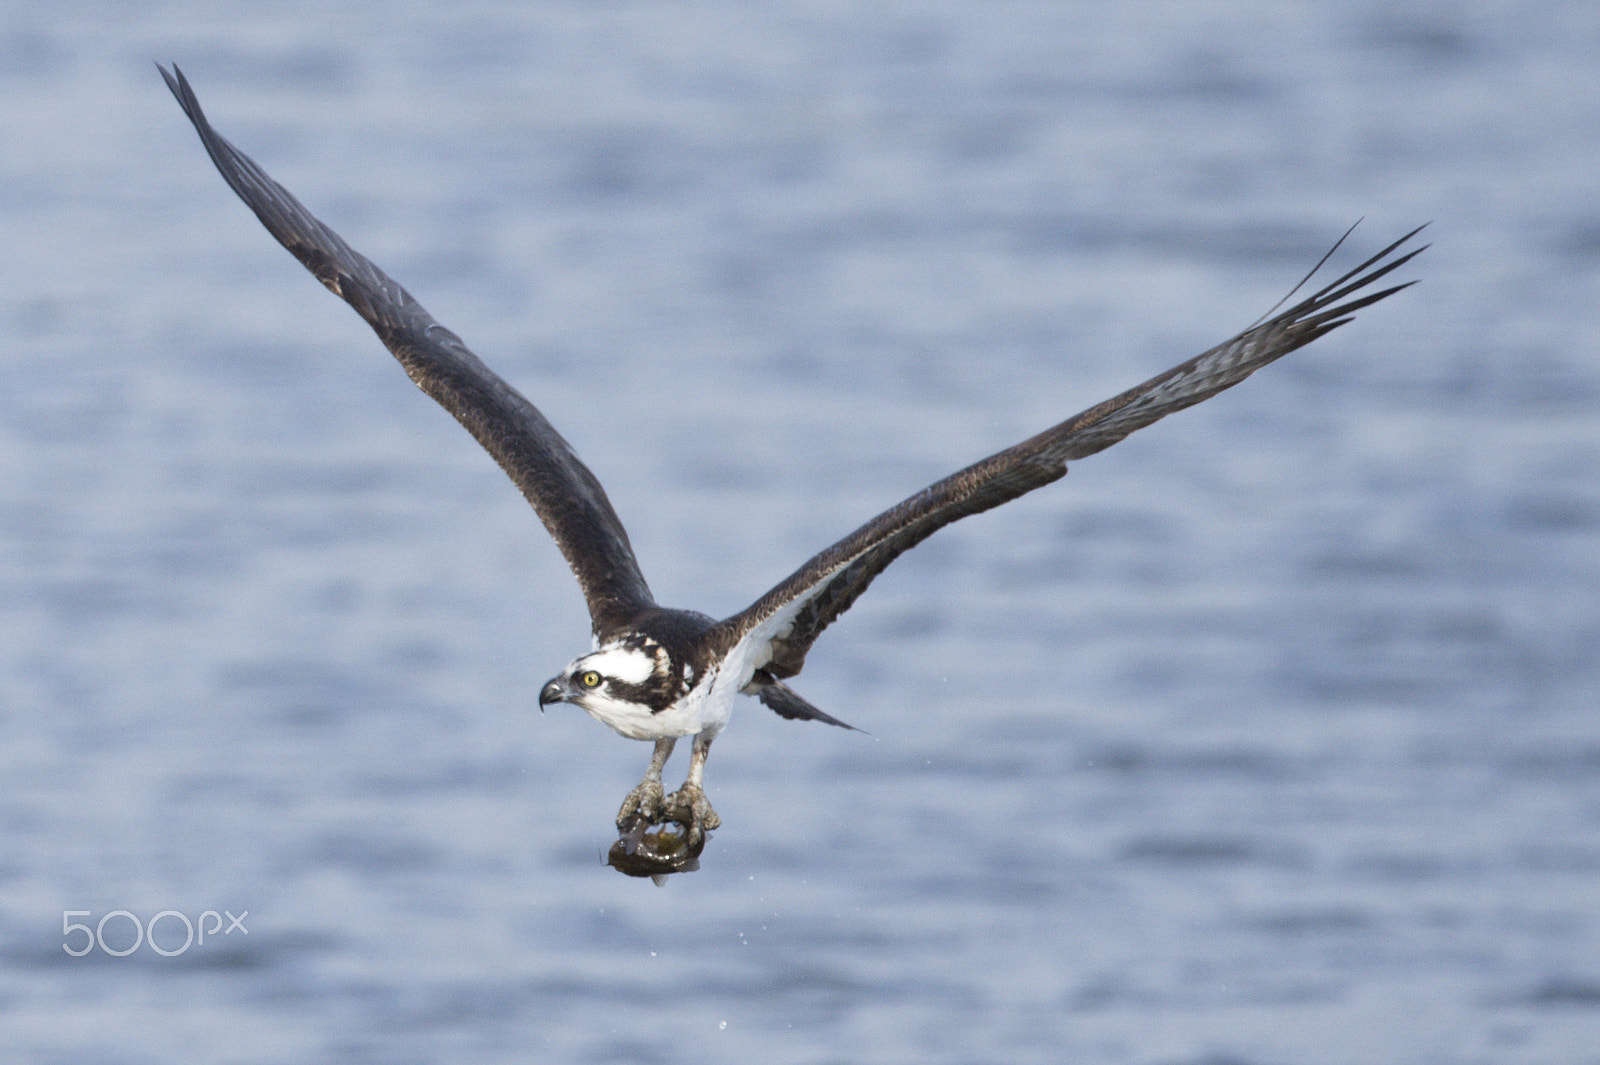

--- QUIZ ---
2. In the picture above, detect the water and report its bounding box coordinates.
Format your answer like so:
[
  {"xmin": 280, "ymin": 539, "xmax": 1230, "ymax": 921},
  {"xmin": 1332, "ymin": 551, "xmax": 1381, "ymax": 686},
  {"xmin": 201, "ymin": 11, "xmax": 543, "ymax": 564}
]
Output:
[{"xmin": 3, "ymin": 2, "xmax": 1599, "ymax": 1062}]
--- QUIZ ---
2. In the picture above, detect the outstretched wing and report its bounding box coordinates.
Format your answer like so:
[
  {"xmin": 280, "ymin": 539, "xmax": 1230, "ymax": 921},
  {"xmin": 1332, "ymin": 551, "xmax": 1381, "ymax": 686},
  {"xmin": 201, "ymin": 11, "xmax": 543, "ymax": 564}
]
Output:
[
  {"xmin": 161, "ymin": 65, "xmax": 655, "ymax": 638},
  {"xmin": 708, "ymin": 225, "xmax": 1427, "ymax": 680}
]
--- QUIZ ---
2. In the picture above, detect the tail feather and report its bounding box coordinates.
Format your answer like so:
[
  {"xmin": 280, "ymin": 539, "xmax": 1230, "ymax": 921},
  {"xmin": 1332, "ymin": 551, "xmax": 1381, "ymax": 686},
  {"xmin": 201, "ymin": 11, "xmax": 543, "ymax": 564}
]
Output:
[{"xmin": 755, "ymin": 677, "xmax": 864, "ymax": 732}]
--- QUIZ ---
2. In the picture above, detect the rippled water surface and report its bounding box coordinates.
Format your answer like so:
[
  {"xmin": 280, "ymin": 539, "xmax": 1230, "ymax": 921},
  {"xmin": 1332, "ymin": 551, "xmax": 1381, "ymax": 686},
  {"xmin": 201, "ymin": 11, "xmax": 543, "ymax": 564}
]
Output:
[{"xmin": 4, "ymin": 2, "xmax": 1599, "ymax": 1062}]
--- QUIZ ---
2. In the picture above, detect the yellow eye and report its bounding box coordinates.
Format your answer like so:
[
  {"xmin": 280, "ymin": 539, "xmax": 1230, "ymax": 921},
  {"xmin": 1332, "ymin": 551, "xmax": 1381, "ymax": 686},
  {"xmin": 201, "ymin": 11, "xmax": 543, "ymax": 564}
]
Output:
[{"xmin": 578, "ymin": 670, "xmax": 602, "ymax": 689}]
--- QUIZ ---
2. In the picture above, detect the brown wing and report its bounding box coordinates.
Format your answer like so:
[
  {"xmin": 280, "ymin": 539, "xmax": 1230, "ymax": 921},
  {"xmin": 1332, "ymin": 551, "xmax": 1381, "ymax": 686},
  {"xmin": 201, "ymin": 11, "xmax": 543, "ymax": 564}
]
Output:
[
  {"xmin": 709, "ymin": 225, "xmax": 1427, "ymax": 679},
  {"xmin": 161, "ymin": 65, "xmax": 655, "ymax": 638}
]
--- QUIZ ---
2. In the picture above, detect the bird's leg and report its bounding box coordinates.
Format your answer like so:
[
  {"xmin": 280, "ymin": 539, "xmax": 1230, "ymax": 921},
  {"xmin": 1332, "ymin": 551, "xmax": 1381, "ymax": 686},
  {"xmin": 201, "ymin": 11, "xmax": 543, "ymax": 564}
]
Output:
[
  {"xmin": 663, "ymin": 731, "xmax": 721, "ymax": 844},
  {"xmin": 616, "ymin": 738, "xmax": 675, "ymax": 833}
]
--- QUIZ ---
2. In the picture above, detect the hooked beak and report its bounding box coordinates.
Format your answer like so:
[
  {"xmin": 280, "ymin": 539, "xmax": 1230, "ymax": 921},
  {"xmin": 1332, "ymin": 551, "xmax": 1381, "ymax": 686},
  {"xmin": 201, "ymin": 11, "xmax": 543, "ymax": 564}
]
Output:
[{"xmin": 538, "ymin": 676, "xmax": 569, "ymax": 711}]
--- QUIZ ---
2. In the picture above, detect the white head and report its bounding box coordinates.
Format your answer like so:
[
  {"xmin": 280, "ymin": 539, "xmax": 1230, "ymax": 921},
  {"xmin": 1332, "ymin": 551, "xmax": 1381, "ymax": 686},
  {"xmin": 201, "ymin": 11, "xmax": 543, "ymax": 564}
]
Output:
[{"xmin": 538, "ymin": 636, "xmax": 691, "ymax": 740}]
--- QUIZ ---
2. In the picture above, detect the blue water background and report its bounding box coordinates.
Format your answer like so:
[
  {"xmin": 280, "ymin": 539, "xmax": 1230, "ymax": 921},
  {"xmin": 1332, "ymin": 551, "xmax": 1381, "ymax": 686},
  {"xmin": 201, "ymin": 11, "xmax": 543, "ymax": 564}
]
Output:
[{"xmin": 3, "ymin": 2, "xmax": 1599, "ymax": 1062}]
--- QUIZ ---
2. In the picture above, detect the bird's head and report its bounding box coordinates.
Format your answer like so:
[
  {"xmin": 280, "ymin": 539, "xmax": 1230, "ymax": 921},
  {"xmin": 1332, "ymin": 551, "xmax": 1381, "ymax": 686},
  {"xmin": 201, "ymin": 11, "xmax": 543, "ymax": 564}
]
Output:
[{"xmin": 538, "ymin": 636, "xmax": 686, "ymax": 739}]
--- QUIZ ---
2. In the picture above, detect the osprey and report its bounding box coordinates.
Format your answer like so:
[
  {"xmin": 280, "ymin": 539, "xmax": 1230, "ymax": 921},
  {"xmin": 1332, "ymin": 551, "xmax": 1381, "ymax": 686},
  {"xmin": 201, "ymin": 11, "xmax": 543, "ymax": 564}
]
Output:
[{"xmin": 162, "ymin": 66, "xmax": 1423, "ymax": 846}]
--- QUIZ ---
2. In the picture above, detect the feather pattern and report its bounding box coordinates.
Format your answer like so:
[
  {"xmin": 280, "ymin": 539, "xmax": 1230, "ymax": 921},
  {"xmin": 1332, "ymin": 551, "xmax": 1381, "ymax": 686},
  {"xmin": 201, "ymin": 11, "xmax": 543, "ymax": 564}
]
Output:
[
  {"xmin": 708, "ymin": 225, "xmax": 1426, "ymax": 679},
  {"xmin": 160, "ymin": 64, "xmax": 655, "ymax": 639}
]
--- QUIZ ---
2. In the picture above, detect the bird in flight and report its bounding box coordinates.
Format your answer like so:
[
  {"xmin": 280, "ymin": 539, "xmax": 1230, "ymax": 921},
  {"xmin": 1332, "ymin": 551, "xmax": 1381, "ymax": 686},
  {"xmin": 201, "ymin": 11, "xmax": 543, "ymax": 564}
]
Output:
[{"xmin": 162, "ymin": 65, "xmax": 1423, "ymax": 848}]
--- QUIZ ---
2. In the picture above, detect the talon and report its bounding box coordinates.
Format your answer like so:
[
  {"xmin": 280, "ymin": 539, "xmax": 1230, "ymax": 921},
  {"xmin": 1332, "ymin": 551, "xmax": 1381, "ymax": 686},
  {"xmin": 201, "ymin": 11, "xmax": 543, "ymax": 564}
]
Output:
[
  {"xmin": 616, "ymin": 778, "xmax": 665, "ymax": 833},
  {"xmin": 662, "ymin": 784, "xmax": 720, "ymax": 845}
]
